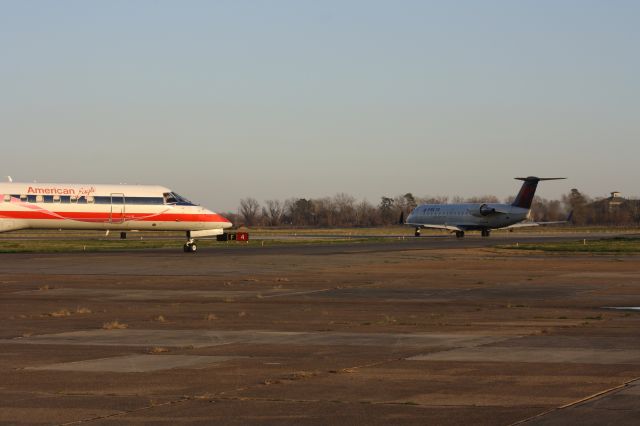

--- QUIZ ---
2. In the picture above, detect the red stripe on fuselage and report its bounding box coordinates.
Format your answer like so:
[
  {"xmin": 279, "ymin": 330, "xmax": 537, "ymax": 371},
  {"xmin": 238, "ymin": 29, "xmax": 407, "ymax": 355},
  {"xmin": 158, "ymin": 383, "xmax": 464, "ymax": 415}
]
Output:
[{"xmin": 0, "ymin": 210, "xmax": 230, "ymax": 224}]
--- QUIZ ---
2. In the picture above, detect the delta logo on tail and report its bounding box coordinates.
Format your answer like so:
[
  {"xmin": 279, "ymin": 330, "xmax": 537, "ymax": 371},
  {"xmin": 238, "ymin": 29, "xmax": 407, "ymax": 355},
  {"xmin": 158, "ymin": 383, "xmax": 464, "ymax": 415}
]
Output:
[{"xmin": 405, "ymin": 176, "xmax": 567, "ymax": 238}]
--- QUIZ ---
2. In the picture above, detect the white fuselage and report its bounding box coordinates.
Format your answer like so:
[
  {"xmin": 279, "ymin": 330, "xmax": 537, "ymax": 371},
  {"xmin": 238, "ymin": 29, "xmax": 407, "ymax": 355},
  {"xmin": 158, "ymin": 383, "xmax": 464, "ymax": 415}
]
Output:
[
  {"xmin": 406, "ymin": 203, "xmax": 530, "ymax": 231},
  {"xmin": 0, "ymin": 182, "xmax": 232, "ymax": 234}
]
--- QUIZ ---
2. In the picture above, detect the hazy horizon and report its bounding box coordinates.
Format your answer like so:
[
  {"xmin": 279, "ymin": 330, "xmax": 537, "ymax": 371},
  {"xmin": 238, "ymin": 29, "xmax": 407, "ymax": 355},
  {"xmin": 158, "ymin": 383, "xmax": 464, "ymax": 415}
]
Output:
[{"xmin": 2, "ymin": 1, "xmax": 638, "ymax": 211}]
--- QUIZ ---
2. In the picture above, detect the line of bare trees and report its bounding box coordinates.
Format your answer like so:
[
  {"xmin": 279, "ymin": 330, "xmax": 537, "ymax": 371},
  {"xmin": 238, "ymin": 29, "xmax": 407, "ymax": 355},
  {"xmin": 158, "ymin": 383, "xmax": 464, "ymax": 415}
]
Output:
[{"xmin": 221, "ymin": 189, "xmax": 640, "ymax": 228}]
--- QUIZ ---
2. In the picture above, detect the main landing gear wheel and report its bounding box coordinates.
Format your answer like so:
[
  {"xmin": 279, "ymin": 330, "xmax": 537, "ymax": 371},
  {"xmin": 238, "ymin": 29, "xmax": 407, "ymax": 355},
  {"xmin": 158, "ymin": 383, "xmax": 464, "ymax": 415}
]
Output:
[
  {"xmin": 414, "ymin": 227, "xmax": 421, "ymax": 237},
  {"xmin": 455, "ymin": 231, "xmax": 465, "ymax": 238},
  {"xmin": 481, "ymin": 229, "xmax": 491, "ymax": 237},
  {"xmin": 183, "ymin": 239, "xmax": 197, "ymax": 253}
]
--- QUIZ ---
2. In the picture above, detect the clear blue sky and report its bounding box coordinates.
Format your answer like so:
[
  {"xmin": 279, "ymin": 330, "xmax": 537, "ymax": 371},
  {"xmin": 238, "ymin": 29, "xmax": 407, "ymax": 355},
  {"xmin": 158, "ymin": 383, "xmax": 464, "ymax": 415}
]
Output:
[{"xmin": 1, "ymin": 1, "xmax": 638, "ymax": 210}]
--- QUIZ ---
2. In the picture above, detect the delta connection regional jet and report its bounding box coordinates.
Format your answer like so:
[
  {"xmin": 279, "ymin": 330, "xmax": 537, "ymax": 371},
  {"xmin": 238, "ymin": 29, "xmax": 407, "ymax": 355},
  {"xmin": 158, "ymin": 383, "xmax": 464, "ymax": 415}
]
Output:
[
  {"xmin": 0, "ymin": 179, "xmax": 232, "ymax": 252},
  {"xmin": 406, "ymin": 177, "xmax": 567, "ymax": 238}
]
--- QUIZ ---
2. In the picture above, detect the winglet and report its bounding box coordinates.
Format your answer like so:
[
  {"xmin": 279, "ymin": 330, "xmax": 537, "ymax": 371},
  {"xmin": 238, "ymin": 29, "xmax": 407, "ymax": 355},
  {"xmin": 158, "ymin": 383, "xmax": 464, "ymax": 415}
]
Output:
[{"xmin": 6, "ymin": 176, "xmax": 12, "ymax": 183}]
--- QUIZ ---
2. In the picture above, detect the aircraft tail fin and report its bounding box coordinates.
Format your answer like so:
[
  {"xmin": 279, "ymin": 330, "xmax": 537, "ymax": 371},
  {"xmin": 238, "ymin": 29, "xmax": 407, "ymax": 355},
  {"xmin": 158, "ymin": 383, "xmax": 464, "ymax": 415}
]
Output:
[{"xmin": 511, "ymin": 177, "xmax": 566, "ymax": 209}]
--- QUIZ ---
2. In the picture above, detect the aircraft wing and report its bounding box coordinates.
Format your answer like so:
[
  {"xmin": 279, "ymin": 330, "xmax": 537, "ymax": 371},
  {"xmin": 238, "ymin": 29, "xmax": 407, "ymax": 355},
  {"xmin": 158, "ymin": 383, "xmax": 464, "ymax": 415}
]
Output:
[
  {"xmin": 537, "ymin": 219, "xmax": 573, "ymax": 225},
  {"xmin": 406, "ymin": 223, "xmax": 463, "ymax": 232},
  {"xmin": 501, "ymin": 222, "xmax": 540, "ymax": 229},
  {"xmin": 502, "ymin": 211, "xmax": 573, "ymax": 229}
]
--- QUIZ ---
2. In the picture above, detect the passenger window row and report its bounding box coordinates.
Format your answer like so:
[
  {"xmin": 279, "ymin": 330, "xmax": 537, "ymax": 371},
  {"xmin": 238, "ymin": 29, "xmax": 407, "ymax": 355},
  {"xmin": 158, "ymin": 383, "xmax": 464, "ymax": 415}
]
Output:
[{"xmin": 2, "ymin": 195, "xmax": 165, "ymax": 205}]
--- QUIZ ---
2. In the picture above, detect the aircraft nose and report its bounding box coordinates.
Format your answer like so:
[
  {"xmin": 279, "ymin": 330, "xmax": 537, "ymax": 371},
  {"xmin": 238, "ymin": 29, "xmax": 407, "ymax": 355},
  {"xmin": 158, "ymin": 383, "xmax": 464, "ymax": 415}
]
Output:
[
  {"xmin": 204, "ymin": 209, "xmax": 232, "ymax": 228},
  {"xmin": 213, "ymin": 211, "xmax": 232, "ymax": 228},
  {"xmin": 221, "ymin": 216, "xmax": 233, "ymax": 229}
]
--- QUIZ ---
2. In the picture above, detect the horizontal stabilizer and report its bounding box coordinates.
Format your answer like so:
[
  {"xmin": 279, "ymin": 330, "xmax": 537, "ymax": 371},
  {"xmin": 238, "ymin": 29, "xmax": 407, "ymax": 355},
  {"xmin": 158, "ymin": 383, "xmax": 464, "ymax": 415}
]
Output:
[{"xmin": 515, "ymin": 177, "xmax": 566, "ymax": 182}]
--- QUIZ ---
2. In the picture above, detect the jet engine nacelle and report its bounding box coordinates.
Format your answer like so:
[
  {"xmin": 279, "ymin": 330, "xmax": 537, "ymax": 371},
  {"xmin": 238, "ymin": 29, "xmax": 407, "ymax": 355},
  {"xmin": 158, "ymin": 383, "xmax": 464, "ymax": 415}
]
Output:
[{"xmin": 470, "ymin": 204, "xmax": 497, "ymax": 217}]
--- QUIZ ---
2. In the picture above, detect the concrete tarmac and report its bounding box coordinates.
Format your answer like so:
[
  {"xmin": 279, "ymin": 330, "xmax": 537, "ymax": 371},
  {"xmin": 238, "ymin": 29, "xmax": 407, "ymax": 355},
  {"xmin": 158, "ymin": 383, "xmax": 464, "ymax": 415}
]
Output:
[{"xmin": 1, "ymin": 232, "xmax": 639, "ymax": 425}]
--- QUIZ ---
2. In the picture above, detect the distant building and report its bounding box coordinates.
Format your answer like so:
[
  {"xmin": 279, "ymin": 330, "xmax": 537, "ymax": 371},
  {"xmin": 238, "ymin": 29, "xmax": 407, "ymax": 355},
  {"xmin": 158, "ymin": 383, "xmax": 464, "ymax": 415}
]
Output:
[
  {"xmin": 589, "ymin": 191, "xmax": 640, "ymax": 225},
  {"xmin": 607, "ymin": 192, "xmax": 624, "ymax": 212}
]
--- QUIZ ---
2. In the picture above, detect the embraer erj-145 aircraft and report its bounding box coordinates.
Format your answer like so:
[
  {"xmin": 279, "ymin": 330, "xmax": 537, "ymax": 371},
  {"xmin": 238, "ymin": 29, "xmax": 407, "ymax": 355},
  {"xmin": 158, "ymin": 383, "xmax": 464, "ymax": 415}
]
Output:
[
  {"xmin": 0, "ymin": 180, "xmax": 232, "ymax": 252},
  {"xmin": 406, "ymin": 176, "xmax": 566, "ymax": 238}
]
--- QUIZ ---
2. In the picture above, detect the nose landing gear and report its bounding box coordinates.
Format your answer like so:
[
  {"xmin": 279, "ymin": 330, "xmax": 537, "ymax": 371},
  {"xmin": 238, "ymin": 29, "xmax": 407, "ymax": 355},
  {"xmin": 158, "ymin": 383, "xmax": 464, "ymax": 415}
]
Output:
[
  {"xmin": 455, "ymin": 231, "xmax": 465, "ymax": 238},
  {"xmin": 414, "ymin": 227, "xmax": 421, "ymax": 237},
  {"xmin": 183, "ymin": 232, "xmax": 197, "ymax": 253},
  {"xmin": 481, "ymin": 229, "xmax": 491, "ymax": 237},
  {"xmin": 183, "ymin": 239, "xmax": 197, "ymax": 253}
]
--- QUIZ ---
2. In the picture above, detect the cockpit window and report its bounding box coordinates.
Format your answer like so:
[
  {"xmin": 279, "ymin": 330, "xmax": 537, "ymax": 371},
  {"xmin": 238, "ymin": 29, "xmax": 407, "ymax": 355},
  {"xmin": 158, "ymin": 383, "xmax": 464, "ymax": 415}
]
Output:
[
  {"xmin": 163, "ymin": 192, "xmax": 178, "ymax": 204},
  {"xmin": 175, "ymin": 193, "xmax": 193, "ymax": 204},
  {"xmin": 163, "ymin": 192, "xmax": 195, "ymax": 205}
]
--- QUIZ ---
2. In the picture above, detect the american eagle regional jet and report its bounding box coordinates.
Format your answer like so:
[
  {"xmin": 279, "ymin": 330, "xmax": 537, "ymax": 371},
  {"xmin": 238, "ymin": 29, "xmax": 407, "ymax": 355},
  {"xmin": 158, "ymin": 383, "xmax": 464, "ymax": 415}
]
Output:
[
  {"xmin": 406, "ymin": 177, "xmax": 566, "ymax": 238},
  {"xmin": 0, "ymin": 180, "xmax": 232, "ymax": 252}
]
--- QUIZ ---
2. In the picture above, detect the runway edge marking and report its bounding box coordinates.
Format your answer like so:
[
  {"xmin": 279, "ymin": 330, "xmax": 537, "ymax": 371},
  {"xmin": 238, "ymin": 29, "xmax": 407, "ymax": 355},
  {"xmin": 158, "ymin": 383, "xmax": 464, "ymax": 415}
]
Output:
[{"xmin": 510, "ymin": 376, "xmax": 640, "ymax": 425}]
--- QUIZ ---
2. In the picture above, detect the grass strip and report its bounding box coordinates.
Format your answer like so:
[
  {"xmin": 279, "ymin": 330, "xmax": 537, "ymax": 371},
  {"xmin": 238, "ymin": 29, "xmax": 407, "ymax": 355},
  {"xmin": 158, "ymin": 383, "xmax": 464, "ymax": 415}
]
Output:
[
  {"xmin": 500, "ymin": 237, "xmax": 640, "ymax": 253},
  {"xmin": 0, "ymin": 236, "xmax": 406, "ymax": 253}
]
